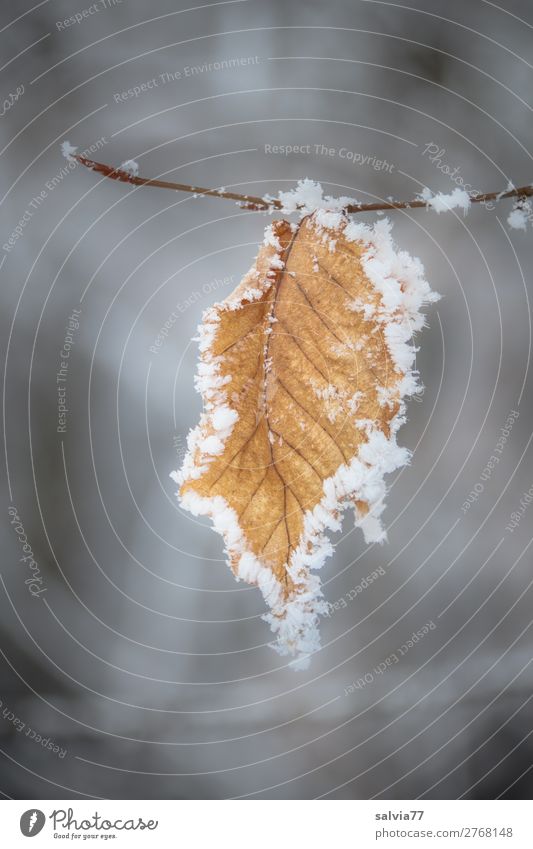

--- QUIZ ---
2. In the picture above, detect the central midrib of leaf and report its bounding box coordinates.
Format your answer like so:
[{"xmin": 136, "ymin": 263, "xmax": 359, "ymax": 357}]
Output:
[{"xmin": 263, "ymin": 220, "xmax": 305, "ymax": 583}]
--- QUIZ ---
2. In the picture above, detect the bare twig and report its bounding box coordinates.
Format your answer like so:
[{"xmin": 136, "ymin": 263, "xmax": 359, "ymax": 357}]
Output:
[
  {"xmin": 74, "ymin": 155, "xmax": 279, "ymax": 210},
  {"xmin": 74, "ymin": 154, "xmax": 533, "ymax": 215}
]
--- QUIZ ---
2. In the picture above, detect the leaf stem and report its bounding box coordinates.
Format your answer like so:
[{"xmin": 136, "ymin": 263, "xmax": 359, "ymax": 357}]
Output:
[{"xmin": 74, "ymin": 154, "xmax": 533, "ymax": 215}]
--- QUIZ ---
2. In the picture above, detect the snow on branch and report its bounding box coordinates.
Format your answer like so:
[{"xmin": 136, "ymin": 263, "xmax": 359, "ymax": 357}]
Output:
[{"xmin": 62, "ymin": 142, "xmax": 533, "ymax": 227}]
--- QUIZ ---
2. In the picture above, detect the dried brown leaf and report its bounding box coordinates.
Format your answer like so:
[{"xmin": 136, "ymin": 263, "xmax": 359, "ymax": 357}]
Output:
[{"xmin": 174, "ymin": 211, "xmax": 438, "ymax": 666}]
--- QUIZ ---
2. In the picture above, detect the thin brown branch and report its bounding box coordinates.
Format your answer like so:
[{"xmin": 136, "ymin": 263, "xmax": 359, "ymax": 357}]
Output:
[
  {"xmin": 74, "ymin": 154, "xmax": 533, "ymax": 215},
  {"xmin": 74, "ymin": 155, "xmax": 280, "ymax": 211}
]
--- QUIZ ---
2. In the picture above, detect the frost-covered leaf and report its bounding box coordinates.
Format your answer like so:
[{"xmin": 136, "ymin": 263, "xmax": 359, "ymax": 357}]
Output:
[{"xmin": 172, "ymin": 211, "xmax": 438, "ymax": 667}]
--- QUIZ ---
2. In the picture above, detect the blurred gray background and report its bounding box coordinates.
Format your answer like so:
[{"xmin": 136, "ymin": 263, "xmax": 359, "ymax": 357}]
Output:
[{"xmin": 1, "ymin": 0, "xmax": 533, "ymax": 800}]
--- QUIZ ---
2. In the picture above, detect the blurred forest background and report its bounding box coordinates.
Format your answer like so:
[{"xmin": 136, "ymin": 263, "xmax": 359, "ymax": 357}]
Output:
[{"xmin": 1, "ymin": 0, "xmax": 533, "ymax": 799}]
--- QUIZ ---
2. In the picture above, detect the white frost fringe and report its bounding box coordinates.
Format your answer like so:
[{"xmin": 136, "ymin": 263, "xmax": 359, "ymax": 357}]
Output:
[{"xmin": 172, "ymin": 199, "xmax": 439, "ymax": 669}]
